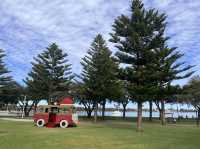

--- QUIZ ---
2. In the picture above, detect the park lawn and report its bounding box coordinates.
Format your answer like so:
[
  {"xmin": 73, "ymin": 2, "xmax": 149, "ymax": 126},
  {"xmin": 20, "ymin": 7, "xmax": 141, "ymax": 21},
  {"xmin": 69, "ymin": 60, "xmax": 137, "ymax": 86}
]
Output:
[{"xmin": 0, "ymin": 120, "xmax": 200, "ymax": 149}]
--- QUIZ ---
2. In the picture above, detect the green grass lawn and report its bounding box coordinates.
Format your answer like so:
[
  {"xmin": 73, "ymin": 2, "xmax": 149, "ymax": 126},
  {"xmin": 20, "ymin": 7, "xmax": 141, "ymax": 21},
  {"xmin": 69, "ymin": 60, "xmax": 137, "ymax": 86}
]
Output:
[{"xmin": 0, "ymin": 120, "xmax": 200, "ymax": 149}]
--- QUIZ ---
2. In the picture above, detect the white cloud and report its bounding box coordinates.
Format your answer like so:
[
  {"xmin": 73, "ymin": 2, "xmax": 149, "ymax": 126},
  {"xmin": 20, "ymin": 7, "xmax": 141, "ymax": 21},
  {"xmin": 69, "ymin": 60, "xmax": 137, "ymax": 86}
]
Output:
[
  {"xmin": 0, "ymin": 0, "xmax": 199, "ymax": 86},
  {"xmin": 143, "ymin": 0, "xmax": 200, "ymax": 85}
]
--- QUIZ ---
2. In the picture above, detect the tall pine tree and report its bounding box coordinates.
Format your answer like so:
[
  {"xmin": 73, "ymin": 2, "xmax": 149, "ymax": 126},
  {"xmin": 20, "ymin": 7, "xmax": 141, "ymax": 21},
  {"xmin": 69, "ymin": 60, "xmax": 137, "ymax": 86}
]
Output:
[
  {"xmin": 110, "ymin": 0, "xmax": 170, "ymax": 131},
  {"xmin": 148, "ymin": 9, "xmax": 194, "ymax": 124},
  {"xmin": 25, "ymin": 43, "xmax": 73, "ymax": 104},
  {"xmin": 80, "ymin": 34, "xmax": 122, "ymax": 122},
  {"xmin": 111, "ymin": 0, "xmax": 194, "ymax": 129}
]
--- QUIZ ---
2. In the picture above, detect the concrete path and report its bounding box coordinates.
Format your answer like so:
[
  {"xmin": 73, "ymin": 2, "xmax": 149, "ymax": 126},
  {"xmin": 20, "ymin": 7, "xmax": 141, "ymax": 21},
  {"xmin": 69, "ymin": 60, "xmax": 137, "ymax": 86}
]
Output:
[{"xmin": 0, "ymin": 117, "xmax": 33, "ymax": 122}]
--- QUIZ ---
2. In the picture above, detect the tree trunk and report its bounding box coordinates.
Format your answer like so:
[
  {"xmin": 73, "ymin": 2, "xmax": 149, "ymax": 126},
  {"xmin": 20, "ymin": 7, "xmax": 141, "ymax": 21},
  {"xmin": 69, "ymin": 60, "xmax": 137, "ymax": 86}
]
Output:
[
  {"xmin": 25, "ymin": 110, "xmax": 30, "ymax": 117},
  {"xmin": 161, "ymin": 99, "xmax": 166, "ymax": 125},
  {"xmin": 196, "ymin": 109, "xmax": 200, "ymax": 127},
  {"xmin": 81, "ymin": 101, "xmax": 94, "ymax": 119},
  {"xmin": 87, "ymin": 110, "xmax": 92, "ymax": 118},
  {"xmin": 122, "ymin": 104, "xmax": 126, "ymax": 119},
  {"xmin": 159, "ymin": 111, "xmax": 161, "ymax": 120},
  {"xmin": 23, "ymin": 104, "xmax": 29, "ymax": 117},
  {"xmin": 23, "ymin": 101, "xmax": 38, "ymax": 117},
  {"xmin": 137, "ymin": 102, "xmax": 143, "ymax": 132},
  {"xmin": 6, "ymin": 103, "xmax": 9, "ymax": 111},
  {"xmin": 34, "ymin": 104, "xmax": 37, "ymax": 114},
  {"xmin": 149, "ymin": 100, "xmax": 153, "ymax": 121},
  {"xmin": 155, "ymin": 101, "xmax": 161, "ymax": 120},
  {"xmin": 94, "ymin": 102, "xmax": 98, "ymax": 123},
  {"xmin": 101, "ymin": 99, "xmax": 106, "ymax": 120},
  {"xmin": 33, "ymin": 101, "xmax": 39, "ymax": 114}
]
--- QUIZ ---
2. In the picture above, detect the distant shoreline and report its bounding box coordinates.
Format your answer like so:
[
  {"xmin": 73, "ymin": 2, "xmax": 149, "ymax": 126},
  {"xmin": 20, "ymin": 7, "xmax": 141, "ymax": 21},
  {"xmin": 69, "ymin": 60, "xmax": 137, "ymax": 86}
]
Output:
[{"xmin": 76, "ymin": 107, "xmax": 196, "ymax": 112}]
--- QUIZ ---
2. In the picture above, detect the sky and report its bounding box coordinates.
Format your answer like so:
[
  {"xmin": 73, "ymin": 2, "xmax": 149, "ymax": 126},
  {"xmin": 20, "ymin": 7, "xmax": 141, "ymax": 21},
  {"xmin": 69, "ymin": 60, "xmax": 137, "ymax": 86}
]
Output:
[{"xmin": 0, "ymin": 0, "xmax": 199, "ymax": 86}]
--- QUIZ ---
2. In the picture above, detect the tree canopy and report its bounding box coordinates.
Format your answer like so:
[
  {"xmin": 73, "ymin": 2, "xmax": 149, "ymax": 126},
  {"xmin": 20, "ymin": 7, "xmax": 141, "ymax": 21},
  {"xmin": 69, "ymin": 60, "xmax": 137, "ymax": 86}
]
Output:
[
  {"xmin": 25, "ymin": 43, "xmax": 73, "ymax": 104},
  {"xmin": 0, "ymin": 49, "xmax": 17, "ymax": 105}
]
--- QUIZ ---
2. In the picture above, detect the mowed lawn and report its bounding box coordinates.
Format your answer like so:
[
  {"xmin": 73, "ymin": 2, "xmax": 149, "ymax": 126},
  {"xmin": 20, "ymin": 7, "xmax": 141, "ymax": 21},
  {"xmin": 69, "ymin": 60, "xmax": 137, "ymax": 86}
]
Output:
[{"xmin": 0, "ymin": 120, "xmax": 200, "ymax": 149}]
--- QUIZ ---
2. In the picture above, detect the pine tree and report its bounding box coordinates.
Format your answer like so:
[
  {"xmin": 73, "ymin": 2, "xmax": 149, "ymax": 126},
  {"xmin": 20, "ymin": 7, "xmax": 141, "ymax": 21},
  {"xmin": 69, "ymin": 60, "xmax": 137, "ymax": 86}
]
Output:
[
  {"xmin": 25, "ymin": 43, "xmax": 73, "ymax": 104},
  {"xmin": 0, "ymin": 49, "xmax": 16, "ymax": 105},
  {"xmin": 80, "ymin": 34, "xmax": 122, "ymax": 122},
  {"xmin": 153, "ymin": 46, "xmax": 194, "ymax": 125},
  {"xmin": 110, "ymin": 0, "xmax": 194, "ymax": 130},
  {"xmin": 148, "ymin": 10, "xmax": 194, "ymax": 124},
  {"xmin": 0, "ymin": 49, "xmax": 12, "ymax": 90},
  {"xmin": 110, "ymin": 0, "xmax": 166, "ymax": 131}
]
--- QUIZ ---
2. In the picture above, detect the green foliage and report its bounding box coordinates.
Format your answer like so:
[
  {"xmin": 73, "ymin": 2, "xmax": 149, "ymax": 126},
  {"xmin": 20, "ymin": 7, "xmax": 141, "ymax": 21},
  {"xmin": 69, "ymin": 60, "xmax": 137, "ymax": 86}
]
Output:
[
  {"xmin": 25, "ymin": 60, "xmax": 49, "ymax": 100},
  {"xmin": 110, "ymin": 0, "xmax": 194, "ymax": 128},
  {"xmin": 110, "ymin": 0, "xmax": 166, "ymax": 102},
  {"xmin": 0, "ymin": 49, "xmax": 17, "ymax": 104},
  {"xmin": 25, "ymin": 43, "xmax": 73, "ymax": 103},
  {"xmin": 110, "ymin": 0, "xmax": 194, "ymax": 102},
  {"xmin": 72, "ymin": 82, "xmax": 95, "ymax": 118},
  {"xmin": 80, "ymin": 34, "xmax": 123, "ymax": 102},
  {"xmin": 0, "ymin": 82, "xmax": 22, "ymax": 104},
  {"xmin": 77, "ymin": 34, "xmax": 123, "ymax": 118},
  {"xmin": 184, "ymin": 76, "xmax": 200, "ymax": 109},
  {"xmin": 15, "ymin": 85, "xmax": 38, "ymax": 116},
  {"xmin": 0, "ymin": 49, "xmax": 12, "ymax": 87},
  {"xmin": 182, "ymin": 76, "xmax": 200, "ymax": 125},
  {"xmin": 152, "ymin": 46, "xmax": 194, "ymax": 100}
]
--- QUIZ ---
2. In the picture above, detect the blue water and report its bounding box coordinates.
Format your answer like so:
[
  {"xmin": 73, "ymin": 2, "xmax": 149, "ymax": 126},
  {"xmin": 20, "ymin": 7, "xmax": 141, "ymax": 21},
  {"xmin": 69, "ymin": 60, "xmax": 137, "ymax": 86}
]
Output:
[{"xmin": 77, "ymin": 111, "xmax": 197, "ymax": 118}]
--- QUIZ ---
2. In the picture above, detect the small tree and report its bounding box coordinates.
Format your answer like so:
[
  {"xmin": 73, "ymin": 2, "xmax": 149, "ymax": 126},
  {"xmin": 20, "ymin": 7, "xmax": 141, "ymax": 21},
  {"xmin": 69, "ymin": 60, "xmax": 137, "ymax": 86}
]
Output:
[
  {"xmin": 120, "ymin": 98, "xmax": 129, "ymax": 119},
  {"xmin": 16, "ymin": 85, "xmax": 33, "ymax": 117}
]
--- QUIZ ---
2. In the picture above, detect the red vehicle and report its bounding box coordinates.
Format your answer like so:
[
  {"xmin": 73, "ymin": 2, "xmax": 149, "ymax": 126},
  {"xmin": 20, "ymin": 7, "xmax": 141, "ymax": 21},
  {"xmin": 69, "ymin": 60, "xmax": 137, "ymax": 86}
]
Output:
[{"xmin": 33, "ymin": 97, "xmax": 78, "ymax": 128}]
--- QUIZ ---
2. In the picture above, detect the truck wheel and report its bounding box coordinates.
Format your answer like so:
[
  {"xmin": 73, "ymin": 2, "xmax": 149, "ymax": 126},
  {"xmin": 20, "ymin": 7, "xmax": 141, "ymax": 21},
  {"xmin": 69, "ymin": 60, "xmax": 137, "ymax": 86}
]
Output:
[
  {"xmin": 60, "ymin": 120, "xmax": 68, "ymax": 128},
  {"xmin": 36, "ymin": 119, "xmax": 45, "ymax": 127}
]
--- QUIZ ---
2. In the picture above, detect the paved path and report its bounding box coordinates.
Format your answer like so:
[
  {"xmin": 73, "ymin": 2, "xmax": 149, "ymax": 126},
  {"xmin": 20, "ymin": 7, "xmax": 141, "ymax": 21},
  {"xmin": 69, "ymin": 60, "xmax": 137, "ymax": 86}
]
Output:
[{"xmin": 0, "ymin": 118, "xmax": 33, "ymax": 122}]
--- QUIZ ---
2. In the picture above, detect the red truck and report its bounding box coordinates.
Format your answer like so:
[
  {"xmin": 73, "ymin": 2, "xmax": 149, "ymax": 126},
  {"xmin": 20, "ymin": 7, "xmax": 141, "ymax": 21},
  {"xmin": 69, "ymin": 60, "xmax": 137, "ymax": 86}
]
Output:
[{"xmin": 33, "ymin": 97, "xmax": 78, "ymax": 128}]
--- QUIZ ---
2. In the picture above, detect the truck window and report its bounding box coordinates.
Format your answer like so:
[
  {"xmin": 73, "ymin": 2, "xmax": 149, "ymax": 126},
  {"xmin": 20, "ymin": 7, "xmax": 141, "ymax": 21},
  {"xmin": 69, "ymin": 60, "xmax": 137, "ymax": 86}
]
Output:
[
  {"xmin": 37, "ymin": 107, "xmax": 44, "ymax": 113},
  {"xmin": 51, "ymin": 107, "xmax": 58, "ymax": 114}
]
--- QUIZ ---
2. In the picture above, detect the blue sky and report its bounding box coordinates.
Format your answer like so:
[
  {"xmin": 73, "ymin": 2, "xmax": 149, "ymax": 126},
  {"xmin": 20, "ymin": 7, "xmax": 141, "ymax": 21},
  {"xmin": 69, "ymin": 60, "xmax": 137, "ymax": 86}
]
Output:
[{"xmin": 0, "ymin": 0, "xmax": 199, "ymax": 85}]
